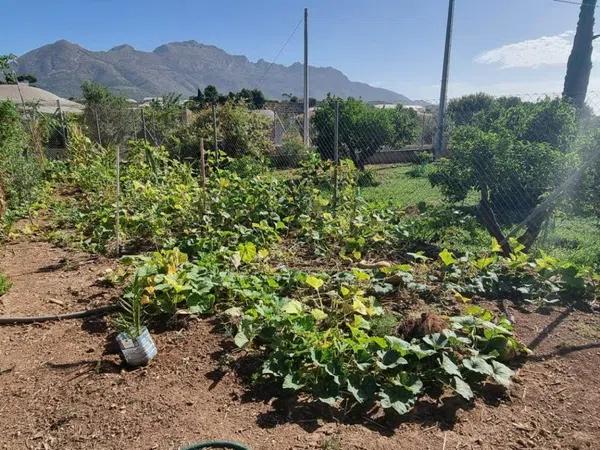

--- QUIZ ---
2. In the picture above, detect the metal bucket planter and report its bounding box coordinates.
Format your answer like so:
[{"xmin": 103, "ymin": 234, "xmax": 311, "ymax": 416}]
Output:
[{"xmin": 116, "ymin": 326, "xmax": 157, "ymax": 366}]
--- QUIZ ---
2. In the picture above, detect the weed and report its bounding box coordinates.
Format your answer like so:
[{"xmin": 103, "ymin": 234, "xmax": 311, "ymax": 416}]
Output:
[{"xmin": 0, "ymin": 272, "xmax": 11, "ymax": 296}]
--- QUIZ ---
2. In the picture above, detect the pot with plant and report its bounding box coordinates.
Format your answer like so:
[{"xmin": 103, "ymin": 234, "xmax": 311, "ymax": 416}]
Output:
[{"xmin": 115, "ymin": 292, "xmax": 157, "ymax": 366}]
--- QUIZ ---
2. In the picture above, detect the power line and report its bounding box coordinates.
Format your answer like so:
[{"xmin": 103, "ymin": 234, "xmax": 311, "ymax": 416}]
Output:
[
  {"xmin": 257, "ymin": 17, "xmax": 303, "ymax": 88},
  {"xmin": 552, "ymin": 0, "xmax": 599, "ymax": 8}
]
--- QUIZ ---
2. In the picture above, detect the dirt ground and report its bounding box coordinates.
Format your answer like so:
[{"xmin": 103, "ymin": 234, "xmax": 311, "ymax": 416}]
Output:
[{"xmin": 1, "ymin": 237, "xmax": 600, "ymax": 450}]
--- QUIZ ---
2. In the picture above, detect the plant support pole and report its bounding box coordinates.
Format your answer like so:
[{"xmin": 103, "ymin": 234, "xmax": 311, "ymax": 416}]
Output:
[
  {"xmin": 200, "ymin": 137, "xmax": 206, "ymax": 188},
  {"xmin": 115, "ymin": 146, "xmax": 121, "ymax": 256},
  {"xmin": 94, "ymin": 106, "xmax": 102, "ymax": 147},
  {"xmin": 303, "ymin": 7, "xmax": 310, "ymax": 146},
  {"xmin": 434, "ymin": 0, "xmax": 455, "ymax": 158}
]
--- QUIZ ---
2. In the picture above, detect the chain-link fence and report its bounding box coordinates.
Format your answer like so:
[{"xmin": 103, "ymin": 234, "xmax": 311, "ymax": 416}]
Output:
[{"xmin": 27, "ymin": 87, "xmax": 600, "ymax": 266}]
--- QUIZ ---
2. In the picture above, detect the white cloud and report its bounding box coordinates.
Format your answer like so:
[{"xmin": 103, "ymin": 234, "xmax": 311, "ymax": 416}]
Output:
[{"xmin": 475, "ymin": 31, "xmax": 600, "ymax": 69}]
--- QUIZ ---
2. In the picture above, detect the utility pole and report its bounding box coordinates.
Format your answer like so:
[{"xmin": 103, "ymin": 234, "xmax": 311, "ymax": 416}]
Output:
[
  {"xmin": 434, "ymin": 0, "xmax": 455, "ymax": 158},
  {"xmin": 303, "ymin": 7, "xmax": 310, "ymax": 146}
]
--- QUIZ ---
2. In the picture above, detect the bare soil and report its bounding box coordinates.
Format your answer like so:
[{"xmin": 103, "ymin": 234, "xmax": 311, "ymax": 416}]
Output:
[{"xmin": 1, "ymin": 237, "xmax": 600, "ymax": 450}]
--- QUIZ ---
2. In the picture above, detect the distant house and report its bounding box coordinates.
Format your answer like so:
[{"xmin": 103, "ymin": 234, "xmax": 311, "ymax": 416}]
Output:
[{"xmin": 0, "ymin": 84, "xmax": 84, "ymax": 114}]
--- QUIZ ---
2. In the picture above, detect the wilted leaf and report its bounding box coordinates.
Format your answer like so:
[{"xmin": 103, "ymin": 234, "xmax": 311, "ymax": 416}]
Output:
[
  {"xmin": 234, "ymin": 330, "xmax": 249, "ymax": 348},
  {"xmin": 281, "ymin": 299, "xmax": 304, "ymax": 314},
  {"xmin": 311, "ymin": 308, "xmax": 328, "ymax": 321}
]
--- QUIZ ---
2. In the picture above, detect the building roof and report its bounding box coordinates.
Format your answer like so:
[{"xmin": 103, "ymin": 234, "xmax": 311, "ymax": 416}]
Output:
[{"xmin": 0, "ymin": 84, "xmax": 84, "ymax": 114}]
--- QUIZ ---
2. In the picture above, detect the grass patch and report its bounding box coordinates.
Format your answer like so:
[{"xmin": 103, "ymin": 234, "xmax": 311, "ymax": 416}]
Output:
[
  {"xmin": 536, "ymin": 214, "xmax": 600, "ymax": 268},
  {"xmin": 0, "ymin": 272, "xmax": 11, "ymax": 296},
  {"xmin": 360, "ymin": 164, "xmax": 444, "ymax": 207}
]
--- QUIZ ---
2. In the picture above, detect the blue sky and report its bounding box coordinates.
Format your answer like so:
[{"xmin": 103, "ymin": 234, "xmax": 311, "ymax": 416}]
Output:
[{"xmin": 1, "ymin": 0, "xmax": 592, "ymax": 101}]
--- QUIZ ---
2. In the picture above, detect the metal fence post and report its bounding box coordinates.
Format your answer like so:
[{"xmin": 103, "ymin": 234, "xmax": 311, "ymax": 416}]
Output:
[
  {"xmin": 115, "ymin": 145, "xmax": 121, "ymax": 256},
  {"xmin": 141, "ymin": 108, "xmax": 148, "ymax": 142},
  {"xmin": 57, "ymin": 99, "xmax": 68, "ymax": 147},
  {"xmin": 333, "ymin": 100, "xmax": 340, "ymax": 209},
  {"xmin": 212, "ymin": 103, "xmax": 219, "ymax": 166}
]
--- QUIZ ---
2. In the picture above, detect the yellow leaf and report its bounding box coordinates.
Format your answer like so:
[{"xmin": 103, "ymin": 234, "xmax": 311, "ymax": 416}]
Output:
[
  {"xmin": 351, "ymin": 268, "xmax": 370, "ymax": 282},
  {"xmin": 453, "ymin": 291, "xmax": 471, "ymax": 304},
  {"xmin": 311, "ymin": 308, "xmax": 328, "ymax": 321},
  {"xmin": 305, "ymin": 275, "xmax": 324, "ymax": 291},
  {"xmin": 491, "ymin": 238, "xmax": 502, "ymax": 253},
  {"xmin": 282, "ymin": 299, "xmax": 304, "ymax": 314},
  {"xmin": 352, "ymin": 298, "xmax": 368, "ymax": 315}
]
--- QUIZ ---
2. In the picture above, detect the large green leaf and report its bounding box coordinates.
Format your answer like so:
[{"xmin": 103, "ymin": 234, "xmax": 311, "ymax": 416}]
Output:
[
  {"xmin": 378, "ymin": 386, "xmax": 417, "ymax": 415},
  {"xmin": 282, "ymin": 373, "xmax": 304, "ymax": 390},
  {"xmin": 441, "ymin": 353, "xmax": 462, "ymax": 377},
  {"xmin": 376, "ymin": 350, "xmax": 408, "ymax": 370},
  {"xmin": 346, "ymin": 375, "xmax": 377, "ymax": 404},
  {"xmin": 453, "ymin": 376, "xmax": 474, "ymax": 400},
  {"xmin": 490, "ymin": 360, "xmax": 514, "ymax": 387},
  {"xmin": 463, "ymin": 356, "xmax": 494, "ymax": 376}
]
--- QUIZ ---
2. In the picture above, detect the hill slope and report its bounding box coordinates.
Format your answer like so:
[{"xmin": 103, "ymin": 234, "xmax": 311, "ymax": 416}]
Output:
[{"xmin": 15, "ymin": 40, "xmax": 413, "ymax": 103}]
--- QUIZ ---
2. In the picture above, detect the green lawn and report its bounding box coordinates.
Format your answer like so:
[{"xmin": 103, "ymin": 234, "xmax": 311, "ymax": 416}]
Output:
[
  {"xmin": 360, "ymin": 164, "xmax": 444, "ymax": 207},
  {"xmin": 535, "ymin": 214, "xmax": 600, "ymax": 268}
]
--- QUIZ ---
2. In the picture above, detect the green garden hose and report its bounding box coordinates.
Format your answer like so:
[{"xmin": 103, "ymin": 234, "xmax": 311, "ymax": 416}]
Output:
[{"xmin": 180, "ymin": 441, "xmax": 249, "ymax": 450}]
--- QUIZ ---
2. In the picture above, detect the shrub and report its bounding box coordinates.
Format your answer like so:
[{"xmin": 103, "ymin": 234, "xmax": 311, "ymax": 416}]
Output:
[
  {"xmin": 273, "ymin": 133, "xmax": 310, "ymax": 168},
  {"xmin": 81, "ymin": 81, "xmax": 135, "ymax": 146},
  {"xmin": 430, "ymin": 126, "xmax": 568, "ymax": 222},
  {"xmin": 0, "ymin": 100, "xmax": 44, "ymax": 224},
  {"xmin": 313, "ymin": 96, "xmax": 419, "ymax": 170}
]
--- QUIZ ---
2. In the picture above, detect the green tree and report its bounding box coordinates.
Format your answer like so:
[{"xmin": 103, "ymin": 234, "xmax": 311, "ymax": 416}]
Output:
[
  {"xmin": 447, "ymin": 93, "xmax": 496, "ymax": 126},
  {"xmin": 204, "ymin": 85, "xmax": 219, "ymax": 105},
  {"xmin": 81, "ymin": 81, "xmax": 134, "ymax": 146},
  {"xmin": 0, "ymin": 54, "xmax": 16, "ymax": 84},
  {"xmin": 429, "ymin": 96, "xmax": 577, "ymax": 252},
  {"xmin": 16, "ymin": 74, "xmax": 37, "ymax": 84},
  {"xmin": 144, "ymin": 93, "xmax": 183, "ymax": 146},
  {"xmin": 313, "ymin": 96, "xmax": 419, "ymax": 170}
]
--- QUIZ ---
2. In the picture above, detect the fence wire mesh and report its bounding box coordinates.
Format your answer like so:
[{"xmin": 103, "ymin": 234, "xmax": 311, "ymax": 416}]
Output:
[{"xmin": 23, "ymin": 87, "xmax": 600, "ymax": 267}]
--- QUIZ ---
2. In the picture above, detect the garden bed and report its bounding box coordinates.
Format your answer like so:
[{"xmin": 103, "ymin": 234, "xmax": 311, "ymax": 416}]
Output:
[{"xmin": 1, "ymin": 237, "xmax": 599, "ymax": 450}]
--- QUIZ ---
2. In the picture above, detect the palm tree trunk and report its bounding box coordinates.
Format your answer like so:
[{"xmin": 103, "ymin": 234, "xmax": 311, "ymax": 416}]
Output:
[{"xmin": 563, "ymin": 0, "xmax": 597, "ymax": 109}]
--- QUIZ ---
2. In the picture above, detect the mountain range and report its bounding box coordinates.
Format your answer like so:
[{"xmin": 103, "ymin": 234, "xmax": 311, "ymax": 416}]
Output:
[{"xmin": 15, "ymin": 40, "xmax": 416, "ymax": 104}]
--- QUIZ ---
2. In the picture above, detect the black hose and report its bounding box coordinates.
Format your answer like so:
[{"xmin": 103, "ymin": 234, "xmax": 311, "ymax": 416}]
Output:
[
  {"xmin": 0, "ymin": 304, "xmax": 118, "ymax": 325},
  {"xmin": 180, "ymin": 441, "xmax": 249, "ymax": 450}
]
